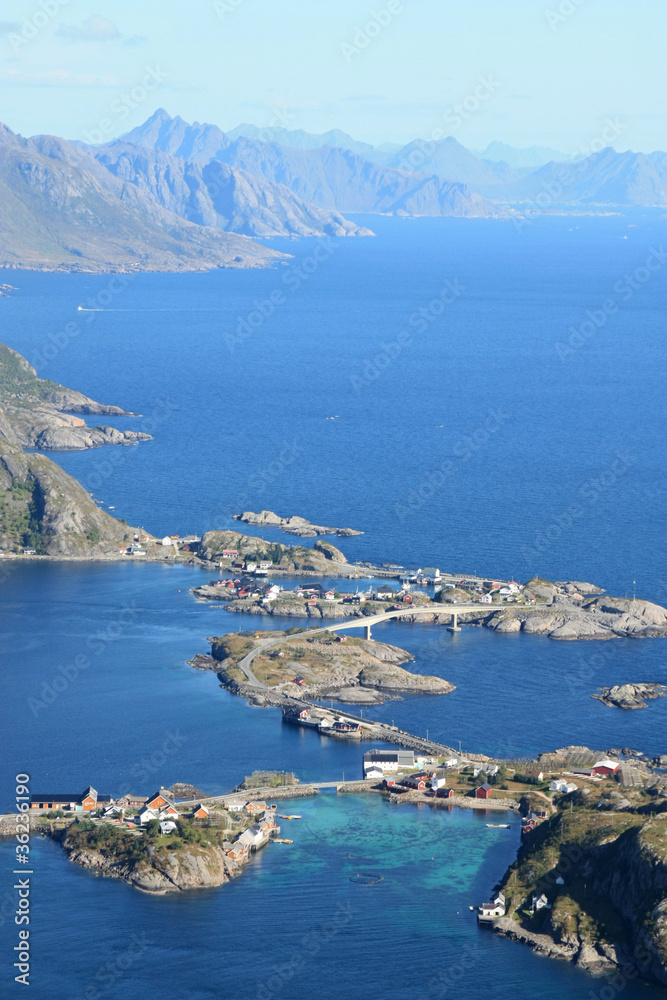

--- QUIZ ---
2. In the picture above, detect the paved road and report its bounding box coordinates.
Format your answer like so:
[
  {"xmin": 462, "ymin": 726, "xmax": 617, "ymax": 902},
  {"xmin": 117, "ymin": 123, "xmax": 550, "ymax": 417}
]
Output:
[{"xmin": 237, "ymin": 603, "xmax": 530, "ymax": 688}]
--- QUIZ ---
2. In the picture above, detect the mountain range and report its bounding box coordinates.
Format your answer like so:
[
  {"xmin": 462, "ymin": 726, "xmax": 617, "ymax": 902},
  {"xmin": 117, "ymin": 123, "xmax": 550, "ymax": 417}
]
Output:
[{"xmin": 0, "ymin": 108, "xmax": 664, "ymax": 273}]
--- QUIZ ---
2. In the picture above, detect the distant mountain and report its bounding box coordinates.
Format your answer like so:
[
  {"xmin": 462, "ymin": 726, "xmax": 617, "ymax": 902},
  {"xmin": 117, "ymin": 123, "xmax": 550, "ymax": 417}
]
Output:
[
  {"xmin": 92, "ymin": 142, "xmax": 373, "ymax": 238},
  {"xmin": 476, "ymin": 141, "xmax": 568, "ymax": 169},
  {"xmin": 121, "ymin": 111, "xmax": 498, "ymax": 218},
  {"xmin": 500, "ymin": 147, "xmax": 667, "ymax": 206},
  {"xmin": 225, "ymin": 123, "xmax": 388, "ymax": 157},
  {"xmin": 0, "ymin": 123, "xmax": 285, "ymax": 272},
  {"xmin": 386, "ymin": 137, "xmax": 521, "ymax": 196}
]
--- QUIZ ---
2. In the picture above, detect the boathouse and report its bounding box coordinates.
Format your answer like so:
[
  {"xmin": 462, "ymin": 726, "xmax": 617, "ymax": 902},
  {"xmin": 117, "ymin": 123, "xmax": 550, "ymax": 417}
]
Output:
[{"xmin": 475, "ymin": 783, "xmax": 492, "ymax": 799}]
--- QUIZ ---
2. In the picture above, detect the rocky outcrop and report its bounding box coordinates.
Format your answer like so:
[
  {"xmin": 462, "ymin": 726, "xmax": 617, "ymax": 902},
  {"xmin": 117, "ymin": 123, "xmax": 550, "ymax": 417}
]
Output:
[
  {"xmin": 480, "ymin": 598, "xmax": 667, "ymax": 640},
  {"xmin": 199, "ymin": 529, "xmax": 349, "ymax": 572},
  {"xmin": 592, "ymin": 683, "xmax": 667, "ymax": 710},
  {"xmin": 0, "ymin": 342, "xmax": 151, "ymax": 450},
  {"xmin": 232, "ymin": 509, "xmax": 362, "ymax": 537},
  {"xmin": 62, "ymin": 836, "xmax": 245, "ymax": 893}
]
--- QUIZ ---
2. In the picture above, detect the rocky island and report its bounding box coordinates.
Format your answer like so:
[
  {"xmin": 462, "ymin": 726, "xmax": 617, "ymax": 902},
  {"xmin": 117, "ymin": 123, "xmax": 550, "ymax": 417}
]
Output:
[
  {"xmin": 190, "ymin": 629, "xmax": 455, "ymax": 705},
  {"xmin": 489, "ymin": 772, "xmax": 667, "ymax": 986},
  {"xmin": 592, "ymin": 683, "xmax": 667, "ymax": 710},
  {"xmin": 232, "ymin": 509, "xmax": 363, "ymax": 537}
]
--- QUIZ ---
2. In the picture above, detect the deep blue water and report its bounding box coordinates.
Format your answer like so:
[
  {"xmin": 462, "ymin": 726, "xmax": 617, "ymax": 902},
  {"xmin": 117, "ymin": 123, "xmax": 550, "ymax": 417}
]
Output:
[{"xmin": 0, "ymin": 214, "xmax": 666, "ymax": 997}]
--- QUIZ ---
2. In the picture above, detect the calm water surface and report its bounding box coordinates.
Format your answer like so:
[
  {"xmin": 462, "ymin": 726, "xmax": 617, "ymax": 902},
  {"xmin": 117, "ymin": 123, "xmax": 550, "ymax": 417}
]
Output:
[{"xmin": 0, "ymin": 214, "xmax": 665, "ymax": 997}]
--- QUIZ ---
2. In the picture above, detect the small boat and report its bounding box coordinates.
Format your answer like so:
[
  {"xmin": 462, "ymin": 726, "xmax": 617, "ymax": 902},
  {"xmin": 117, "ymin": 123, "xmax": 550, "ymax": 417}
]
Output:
[
  {"xmin": 486, "ymin": 823, "xmax": 510, "ymax": 828},
  {"xmin": 278, "ymin": 814, "xmax": 301, "ymax": 820},
  {"xmin": 274, "ymin": 838, "xmax": 293, "ymax": 844}
]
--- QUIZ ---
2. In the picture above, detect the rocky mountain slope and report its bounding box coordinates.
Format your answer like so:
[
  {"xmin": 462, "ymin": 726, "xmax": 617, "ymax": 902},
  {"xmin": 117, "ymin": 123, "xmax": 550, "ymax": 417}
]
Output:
[
  {"xmin": 0, "ymin": 343, "xmax": 147, "ymax": 555},
  {"xmin": 0, "ymin": 123, "xmax": 287, "ymax": 272},
  {"xmin": 493, "ymin": 780, "xmax": 667, "ymax": 985},
  {"xmin": 0, "ymin": 342, "xmax": 150, "ymax": 449},
  {"xmin": 120, "ymin": 110, "xmax": 499, "ymax": 217}
]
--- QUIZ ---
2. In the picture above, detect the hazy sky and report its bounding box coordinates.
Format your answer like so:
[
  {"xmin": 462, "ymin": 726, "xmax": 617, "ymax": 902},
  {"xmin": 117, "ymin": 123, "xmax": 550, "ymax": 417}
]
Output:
[{"xmin": 0, "ymin": 0, "xmax": 664, "ymax": 152}]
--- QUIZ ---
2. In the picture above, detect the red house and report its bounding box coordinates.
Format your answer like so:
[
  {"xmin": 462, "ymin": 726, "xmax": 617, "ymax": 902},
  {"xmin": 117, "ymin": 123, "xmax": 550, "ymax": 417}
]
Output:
[
  {"xmin": 592, "ymin": 760, "xmax": 619, "ymax": 776},
  {"xmin": 437, "ymin": 787, "xmax": 454, "ymax": 799},
  {"xmin": 192, "ymin": 804, "xmax": 209, "ymax": 819},
  {"xmin": 475, "ymin": 783, "xmax": 492, "ymax": 799}
]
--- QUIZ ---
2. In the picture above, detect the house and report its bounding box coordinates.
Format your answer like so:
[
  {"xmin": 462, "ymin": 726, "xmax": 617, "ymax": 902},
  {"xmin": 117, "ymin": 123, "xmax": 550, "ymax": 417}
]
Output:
[
  {"xmin": 334, "ymin": 634, "xmax": 347, "ymax": 642},
  {"xmin": 332, "ymin": 720, "xmax": 360, "ymax": 733},
  {"xmin": 475, "ymin": 783, "xmax": 492, "ymax": 799},
  {"xmin": 364, "ymin": 765, "xmax": 384, "ymax": 781},
  {"xmin": 401, "ymin": 772, "xmax": 430, "ymax": 790},
  {"xmin": 533, "ymin": 894, "xmax": 550, "ymax": 911},
  {"xmin": 161, "ymin": 536, "xmax": 174, "ymax": 546},
  {"xmin": 293, "ymin": 677, "xmax": 306, "ymax": 686},
  {"xmin": 29, "ymin": 786, "xmax": 111, "ymax": 812},
  {"xmin": 192, "ymin": 804, "xmax": 210, "ymax": 819},
  {"xmin": 138, "ymin": 806, "xmax": 159, "ymax": 825},
  {"xmin": 525, "ymin": 771, "xmax": 544, "ymax": 782},
  {"xmin": 478, "ymin": 892, "xmax": 505, "ymax": 919},
  {"xmin": 473, "ymin": 765, "xmax": 498, "ymax": 778},
  {"xmin": 436, "ymin": 786, "xmax": 454, "ymax": 798},
  {"xmin": 23, "ymin": 547, "xmax": 36, "ymax": 555},
  {"xmin": 363, "ymin": 750, "xmax": 415, "ymax": 772},
  {"xmin": 571, "ymin": 767, "xmax": 594, "ymax": 777},
  {"xmin": 225, "ymin": 842, "xmax": 247, "ymax": 861},
  {"xmin": 103, "ymin": 804, "xmax": 123, "ymax": 818},
  {"xmin": 245, "ymin": 801, "xmax": 266, "ymax": 815},
  {"xmin": 146, "ymin": 790, "xmax": 178, "ymax": 813},
  {"xmin": 373, "ymin": 584, "xmax": 396, "ymax": 600},
  {"xmin": 239, "ymin": 823, "xmax": 269, "ymax": 850},
  {"xmin": 222, "ymin": 549, "xmax": 238, "ymax": 559},
  {"xmin": 443, "ymin": 756, "xmax": 461, "ymax": 769},
  {"xmin": 592, "ymin": 760, "xmax": 619, "ymax": 776},
  {"xmin": 324, "ymin": 590, "xmax": 336, "ymax": 601},
  {"xmin": 117, "ymin": 794, "xmax": 148, "ymax": 810},
  {"xmin": 258, "ymin": 561, "xmax": 273, "ymax": 570},
  {"xmin": 160, "ymin": 820, "xmax": 178, "ymax": 834},
  {"xmin": 550, "ymin": 779, "xmax": 578, "ymax": 793},
  {"xmin": 478, "ymin": 593, "xmax": 493, "ymax": 604}
]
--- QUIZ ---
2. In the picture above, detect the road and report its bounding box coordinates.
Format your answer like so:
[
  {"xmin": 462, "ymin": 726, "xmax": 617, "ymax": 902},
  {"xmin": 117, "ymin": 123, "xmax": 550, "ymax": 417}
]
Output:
[{"xmin": 237, "ymin": 603, "xmax": 530, "ymax": 688}]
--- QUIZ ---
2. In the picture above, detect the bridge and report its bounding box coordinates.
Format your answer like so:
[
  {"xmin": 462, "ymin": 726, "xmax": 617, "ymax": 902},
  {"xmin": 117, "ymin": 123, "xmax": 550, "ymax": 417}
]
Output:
[{"xmin": 237, "ymin": 603, "xmax": 517, "ymax": 688}]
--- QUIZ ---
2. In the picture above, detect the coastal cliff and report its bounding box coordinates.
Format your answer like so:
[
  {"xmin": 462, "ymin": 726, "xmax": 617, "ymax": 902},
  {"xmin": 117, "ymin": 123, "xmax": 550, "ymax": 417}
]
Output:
[
  {"xmin": 491, "ymin": 781, "xmax": 667, "ymax": 986},
  {"xmin": 0, "ymin": 343, "xmax": 148, "ymax": 555},
  {"xmin": 55, "ymin": 818, "xmax": 246, "ymax": 893}
]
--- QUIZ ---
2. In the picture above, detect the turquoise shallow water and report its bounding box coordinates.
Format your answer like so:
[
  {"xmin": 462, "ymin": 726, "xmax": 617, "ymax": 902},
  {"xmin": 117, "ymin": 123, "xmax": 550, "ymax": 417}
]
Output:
[
  {"xmin": 0, "ymin": 213, "xmax": 665, "ymax": 996},
  {"xmin": 2, "ymin": 794, "xmax": 664, "ymax": 1000}
]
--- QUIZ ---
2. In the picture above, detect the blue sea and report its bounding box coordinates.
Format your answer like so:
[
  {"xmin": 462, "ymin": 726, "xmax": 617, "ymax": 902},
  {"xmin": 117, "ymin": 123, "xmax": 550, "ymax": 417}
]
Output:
[{"xmin": 0, "ymin": 213, "xmax": 665, "ymax": 998}]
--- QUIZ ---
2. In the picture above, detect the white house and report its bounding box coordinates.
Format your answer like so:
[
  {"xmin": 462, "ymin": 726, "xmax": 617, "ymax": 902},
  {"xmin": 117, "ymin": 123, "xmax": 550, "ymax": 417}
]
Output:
[
  {"xmin": 103, "ymin": 804, "xmax": 123, "ymax": 818},
  {"xmin": 161, "ymin": 536, "xmax": 173, "ymax": 547},
  {"xmin": 479, "ymin": 593, "xmax": 493, "ymax": 604},
  {"xmin": 431, "ymin": 776, "xmax": 449, "ymax": 790},
  {"xmin": 550, "ymin": 779, "xmax": 578, "ymax": 793},
  {"xmin": 443, "ymin": 756, "xmax": 461, "ymax": 769},
  {"xmin": 364, "ymin": 765, "xmax": 384, "ymax": 781},
  {"xmin": 533, "ymin": 894, "xmax": 551, "ymax": 911},
  {"xmin": 479, "ymin": 891, "xmax": 505, "ymax": 918},
  {"xmin": 138, "ymin": 806, "xmax": 159, "ymax": 825},
  {"xmin": 160, "ymin": 820, "xmax": 177, "ymax": 834}
]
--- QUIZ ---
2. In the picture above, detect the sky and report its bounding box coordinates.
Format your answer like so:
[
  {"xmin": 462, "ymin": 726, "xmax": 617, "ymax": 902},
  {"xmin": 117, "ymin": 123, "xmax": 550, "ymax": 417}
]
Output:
[{"xmin": 0, "ymin": 0, "xmax": 665, "ymax": 153}]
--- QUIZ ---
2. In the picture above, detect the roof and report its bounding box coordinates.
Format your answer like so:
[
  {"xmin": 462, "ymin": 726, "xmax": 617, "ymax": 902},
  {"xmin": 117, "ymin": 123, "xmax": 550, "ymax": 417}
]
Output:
[
  {"xmin": 477, "ymin": 783, "xmax": 492, "ymax": 791},
  {"xmin": 30, "ymin": 793, "xmax": 83, "ymax": 803},
  {"xmin": 593, "ymin": 759, "xmax": 618, "ymax": 769}
]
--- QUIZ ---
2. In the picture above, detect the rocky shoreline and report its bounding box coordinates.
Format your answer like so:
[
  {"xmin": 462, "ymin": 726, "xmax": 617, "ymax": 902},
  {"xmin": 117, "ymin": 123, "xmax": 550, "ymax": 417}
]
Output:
[
  {"xmin": 591, "ymin": 682, "xmax": 667, "ymax": 709},
  {"xmin": 232, "ymin": 509, "xmax": 363, "ymax": 537}
]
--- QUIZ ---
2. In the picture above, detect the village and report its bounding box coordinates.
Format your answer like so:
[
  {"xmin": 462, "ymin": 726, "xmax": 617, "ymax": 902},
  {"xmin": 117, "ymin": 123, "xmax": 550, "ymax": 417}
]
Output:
[{"xmin": 24, "ymin": 752, "xmax": 632, "ymax": 897}]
